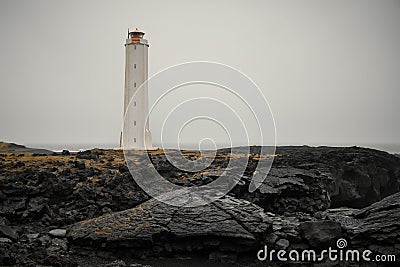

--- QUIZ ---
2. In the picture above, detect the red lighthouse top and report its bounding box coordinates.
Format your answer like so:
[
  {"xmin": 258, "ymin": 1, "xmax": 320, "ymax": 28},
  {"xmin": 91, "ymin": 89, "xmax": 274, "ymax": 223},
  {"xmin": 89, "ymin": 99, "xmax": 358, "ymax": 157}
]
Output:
[{"xmin": 128, "ymin": 28, "xmax": 145, "ymax": 43}]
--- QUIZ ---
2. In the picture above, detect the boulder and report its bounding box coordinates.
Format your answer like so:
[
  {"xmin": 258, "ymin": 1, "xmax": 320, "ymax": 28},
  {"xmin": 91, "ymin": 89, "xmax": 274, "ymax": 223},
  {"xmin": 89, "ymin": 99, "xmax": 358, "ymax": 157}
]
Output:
[
  {"xmin": 26, "ymin": 233, "xmax": 40, "ymax": 239},
  {"xmin": 61, "ymin": 150, "xmax": 70, "ymax": 156},
  {"xmin": 0, "ymin": 225, "xmax": 18, "ymax": 241},
  {"xmin": 74, "ymin": 160, "xmax": 86, "ymax": 170},
  {"xmin": 299, "ymin": 221, "xmax": 342, "ymax": 247},
  {"xmin": 275, "ymin": 238, "xmax": 290, "ymax": 250},
  {"xmin": 0, "ymin": 237, "xmax": 12, "ymax": 243},
  {"xmin": 48, "ymin": 229, "xmax": 67, "ymax": 238}
]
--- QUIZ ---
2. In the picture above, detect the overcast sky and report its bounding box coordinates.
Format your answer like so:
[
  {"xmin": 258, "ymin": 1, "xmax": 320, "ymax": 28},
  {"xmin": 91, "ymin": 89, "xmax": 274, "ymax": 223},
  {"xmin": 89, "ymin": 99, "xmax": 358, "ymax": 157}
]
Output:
[{"xmin": 0, "ymin": 0, "xmax": 399, "ymax": 150}]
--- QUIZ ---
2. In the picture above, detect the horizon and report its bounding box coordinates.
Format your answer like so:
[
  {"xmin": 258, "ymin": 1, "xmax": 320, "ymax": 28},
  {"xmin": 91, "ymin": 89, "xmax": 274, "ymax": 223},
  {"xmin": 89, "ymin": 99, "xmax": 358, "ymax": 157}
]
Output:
[{"xmin": 4, "ymin": 141, "xmax": 399, "ymax": 154}]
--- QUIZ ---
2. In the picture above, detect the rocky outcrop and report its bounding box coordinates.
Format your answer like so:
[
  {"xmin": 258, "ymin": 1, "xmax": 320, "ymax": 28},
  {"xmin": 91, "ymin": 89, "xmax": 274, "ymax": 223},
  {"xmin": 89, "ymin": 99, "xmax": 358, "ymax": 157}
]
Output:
[
  {"xmin": 148, "ymin": 147, "xmax": 334, "ymax": 214},
  {"xmin": 68, "ymin": 195, "xmax": 271, "ymax": 261},
  {"xmin": 66, "ymin": 192, "xmax": 400, "ymax": 264},
  {"xmin": 1, "ymin": 145, "xmax": 399, "ymax": 228},
  {"xmin": 0, "ymin": 142, "xmax": 52, "ymax": 154},
  {"xmin": 230, "ymin": 166, "xmax": 333, "ymax": 214},
  {"xmin": 1, "ymin": 143, "xmax": 400, "ymax": 266},
  {"xmin": 273, "ymin": 146, "xmax": 400, "ymax": 208},
  {"xmin": 0, "ymin": 152, "xmax": 149, "ymax": 228},
  {"xmin": 350, "ymin": 192, "xmax": 400, "ymax": 255},
  {"xmin": 148, "ymin": 146, "xmax": 400, "ymax": 213},
  {"xmin": 319, "ymin": 192, "xmax": 400, "ymax": 261}
]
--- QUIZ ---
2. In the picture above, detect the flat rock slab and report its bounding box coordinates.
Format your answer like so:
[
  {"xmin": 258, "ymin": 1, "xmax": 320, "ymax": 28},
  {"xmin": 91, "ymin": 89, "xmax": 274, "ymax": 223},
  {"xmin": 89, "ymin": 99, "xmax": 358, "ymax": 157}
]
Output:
[{"xmin": 67, "ymin": 195, "xmax": 272, "ymax": 253}]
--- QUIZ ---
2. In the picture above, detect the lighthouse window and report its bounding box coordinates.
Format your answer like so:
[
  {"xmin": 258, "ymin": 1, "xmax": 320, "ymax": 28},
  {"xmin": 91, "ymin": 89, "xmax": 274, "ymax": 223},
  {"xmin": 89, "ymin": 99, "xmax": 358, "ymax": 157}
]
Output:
[
  {"xmin": 134, "ymin": 121, "xmax": 136, "ymax": 126},
  {"xmin": 134, "ymin": 64, "xmax": 136, "ymax": 69},
  {"xmin": 134, "ymin": 101, "xmax": 136, "ymax": 106},
  {"xmin": 134, "ymin": 45, "xmax": 136, "ymax": 50},
  {"xmin": 134, "ymin": 138, "xmax": 136, "ymax": 143},
  {"xmin": 134, "ymin": 82, "xmax": 136, "ymax": 87}
]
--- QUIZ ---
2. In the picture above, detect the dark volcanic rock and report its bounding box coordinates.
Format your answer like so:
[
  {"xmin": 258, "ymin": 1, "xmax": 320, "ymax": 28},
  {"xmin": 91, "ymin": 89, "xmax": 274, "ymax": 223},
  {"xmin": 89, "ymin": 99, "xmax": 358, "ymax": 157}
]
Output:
[
  {"xmin": 273, "ymin": 146, "xmax": 400, "ymax": 209},
  {"xmin": 350, "ymin": 192, "xmax": 400, "ymax": 252},
  {"xmin": 1, "ymin": 144, "xmax": 400, "ymax": 265},
  {"xmin": 148, "ymin": 146, "xmax": 400, "ymax": 213},
  {"xmin": 77, "ymin": 150, "xmax": 102, "ymax": 160},
  {"xmin": 299, "ymin": 220, "xmax": 342, "ymax": 247},
  {"xmin": 0, "ymin": 158, "xmax": 149, "ymax": 228},
  {"xmin": 234, "ymin": 166, "xmax": 333, "ymax": 214},
  {"xmin": 318, "ymin": 192, "xmax": 400, "ymax": 261},
  {"xmin": 148, "ymin": 149, "xmax": 334, "ymax": 215},
  {"xmin": 61, "ymin": 149, "xmax": 70, "ymax": 156},
  {"xmin": 0, "ymin": 142, "xmax": 52, "ymax": 154},
  {"xmin": 0, "ymin": 225, "xmax": 18, "ymax": 241},
  {"xmin": 74, "ymin": 160, "xmax": 86, "ymax": 169},
  {"xmin": 68, "ymin": 195, "xmax": 272, "ymax": 258}
]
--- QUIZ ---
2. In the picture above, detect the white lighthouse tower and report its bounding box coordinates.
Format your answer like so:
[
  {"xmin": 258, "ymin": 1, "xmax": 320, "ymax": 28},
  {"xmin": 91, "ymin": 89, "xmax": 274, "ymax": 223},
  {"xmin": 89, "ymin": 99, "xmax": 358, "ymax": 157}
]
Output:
[{"xmin": 121, "ymin": 28, "xmax": 153, "ymax": 150}]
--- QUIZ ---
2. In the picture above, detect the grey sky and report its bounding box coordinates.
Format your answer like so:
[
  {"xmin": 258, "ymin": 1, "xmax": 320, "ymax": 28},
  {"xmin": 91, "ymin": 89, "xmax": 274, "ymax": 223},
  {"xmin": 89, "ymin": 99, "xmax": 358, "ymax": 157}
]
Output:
[{"xmin": 0, "ymin": 0, "xmax": 399, "ymax": 150}]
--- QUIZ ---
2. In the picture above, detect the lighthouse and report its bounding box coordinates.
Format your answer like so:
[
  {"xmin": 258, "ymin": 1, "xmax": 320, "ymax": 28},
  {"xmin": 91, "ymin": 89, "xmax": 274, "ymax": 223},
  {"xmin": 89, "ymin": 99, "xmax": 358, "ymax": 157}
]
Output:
[{"xmin": 121, "ymin": 28, "xmax": 153, "ymax": 150}]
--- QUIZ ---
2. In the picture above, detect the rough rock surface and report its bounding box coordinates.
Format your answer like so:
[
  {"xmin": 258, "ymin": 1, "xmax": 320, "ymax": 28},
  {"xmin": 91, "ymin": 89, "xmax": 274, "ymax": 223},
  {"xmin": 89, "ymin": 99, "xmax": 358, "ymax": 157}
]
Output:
[
  {"xmin": 315, "ymin": 192, "xmax": 400, "ymax": 261},
  {"xmin": 0, "ymin": 150, "xmax": 149, "ymax": 229},
  {"xmin": 68, "ymin": 195, "xmax": 271, "ymax": 260},
  {"xmin": 299, "ymin": 221, "xmax": 342, "ymax": 247},
  {"xmin": 1, "ymin": 143, "xmax": 400, "ymax": 266},
  {"xmin": 350, "ymin": 192, "xmax": 400, "ymax": 255},
  {"xmin": 149, "ymin": 146, "xmax": 400, "ymax": 212},
  {"xmin": 273, "ymin": 146, "xmax": 400, "ymax": 209}
]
